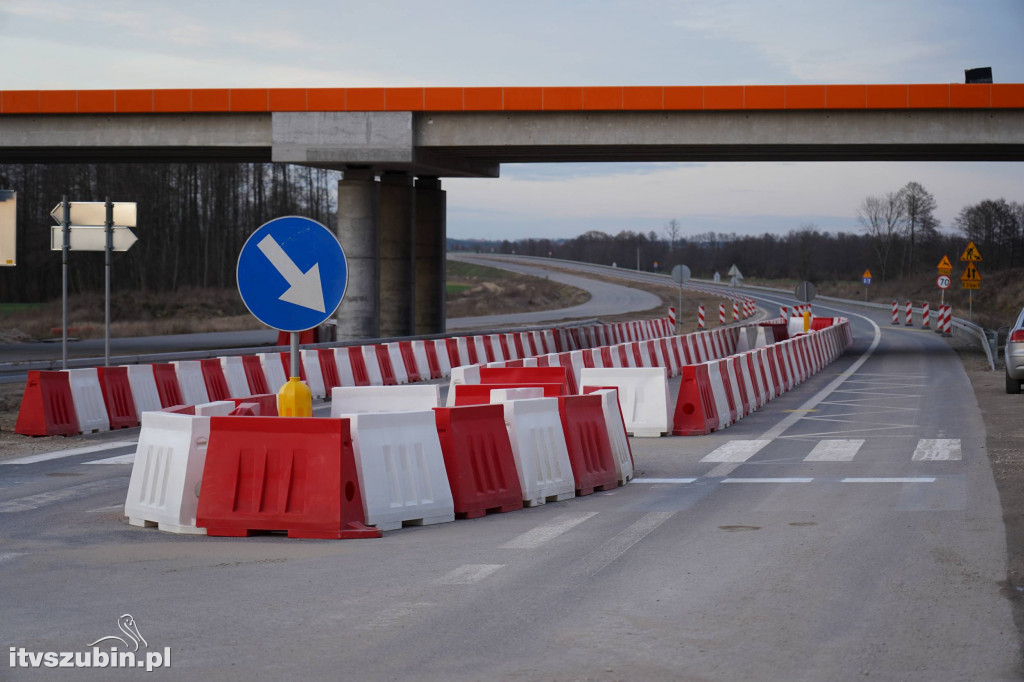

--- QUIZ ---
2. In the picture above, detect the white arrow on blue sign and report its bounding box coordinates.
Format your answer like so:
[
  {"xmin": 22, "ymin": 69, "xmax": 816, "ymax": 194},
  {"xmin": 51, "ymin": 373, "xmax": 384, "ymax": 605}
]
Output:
[{"xmin": 236, "ymin": 216, "xmax": 348, "ymax": 332}]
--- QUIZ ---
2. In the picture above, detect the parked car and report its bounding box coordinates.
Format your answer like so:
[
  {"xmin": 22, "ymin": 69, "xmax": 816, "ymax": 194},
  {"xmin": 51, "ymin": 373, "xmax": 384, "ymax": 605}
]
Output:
[{"xmin": 1007, "ymin": 305, "xmax": 1024, "ymax": 394}]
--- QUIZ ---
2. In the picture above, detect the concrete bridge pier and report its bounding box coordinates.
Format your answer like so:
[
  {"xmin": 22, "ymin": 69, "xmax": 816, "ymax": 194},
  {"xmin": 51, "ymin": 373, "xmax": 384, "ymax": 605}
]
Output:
[{"xmin": 334, "ymin": 169, "xmax": 445, "ymax": 341}]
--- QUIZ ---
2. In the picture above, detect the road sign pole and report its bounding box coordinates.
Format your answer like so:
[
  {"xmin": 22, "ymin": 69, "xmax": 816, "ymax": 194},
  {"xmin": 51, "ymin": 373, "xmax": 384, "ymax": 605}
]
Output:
[
  {"xmin": 104, "ymin": 198, "xmax": 113, "ymax": 367},
  {"xmin": 677, "ymin": 282, "xmax": 682, "ymax": 334},
  {"xmin": 290, "ymin": 331, "xmax": 300, "ymax": 379},
  {"xmin": 61, "ymin": 196, "xmax": 69, "ymax": 371}
]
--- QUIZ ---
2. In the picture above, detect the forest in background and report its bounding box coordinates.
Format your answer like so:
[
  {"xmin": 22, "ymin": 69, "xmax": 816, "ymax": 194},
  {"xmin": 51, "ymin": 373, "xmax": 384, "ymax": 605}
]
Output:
[{"xmin": 1, "ymin": 164, "xmax": 1022, "ymax": 303}]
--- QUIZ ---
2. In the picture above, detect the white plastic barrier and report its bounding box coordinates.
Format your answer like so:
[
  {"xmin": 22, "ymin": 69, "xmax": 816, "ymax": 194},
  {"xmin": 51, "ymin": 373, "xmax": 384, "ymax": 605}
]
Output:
[
  {"xmin": 521, "ymin": 357, "xmax": 539, "ymax": 367},
  {"xmin": 360, "ymin": 346, "xmax": 385, "ymax": 386},
  {"xmin": 579, "ymin": 367, "xmax": 670, "ymax": 438},
  {"xmin": 348, "ymin": 411, "xmax": 455, "ymax": 531},
  {"xmin": 706, "ymin": 361, "xmax": 734, "ymax": 429},
  {"xmin": 123, "ymin": 364, "xmax": 163, "ymax": 416},
  {"xmin": 638, "ymin": 341, "xmax": 653, "ymax": 368},
  {"xmin": 258, "ymin": 353, "xmax": 288, "ymax": 393},
  {"xmin": 194, "ymin": 401, "xmax": 236, "ymax": 417},
  {"xmin": 330, "ymin": 384, "xmax": 440, "ymax": 417},
  {"xmin": 385, "ymin": 343, "xmax": 409, "ymax": 384},
  {"xmin": 332, "ymin": 347, "xmax": 357, "ymax": 386},
  {"xmin": 410, "ymin": 341, "xmax": 432, "ymax": 380},
  {"xmin": 431, "ymin": 340, "xmax": 452, "ymax": 378},
  {"xmin": 497, "ymin": 397, "xmax": 576, "ymax": 507},
  {"xmin": 124, "ymin": 411, "xmax": 210, "ymax": 535},
  {"xmin": 587, "ymin": 388, "xmax": 634, "ymax": 485},
  {"xmin": 788, "ymin": 315, "xmax": 809, "ymax": 338},
  {"xmin": 299, "ymin": 349, "xmax": 327, "ymax": 399},
  {"xmin": 67, "ymin": 368, "xmax": 110, "ymax": 433},
  {"xmin": 502, "ymin": 333, "xmax": 520, "ymax": 361},
  {"xmin": 173, "ymin": 360, "xmax": 210, "ymax": 406},
  {"xmin": 489, "ymin": 387, "xmax": 544, "ymax": 402},
  {"xmin": 219, "ymin": 356, "xmax": 250, "ymax": 398},
  {"xmin": 446, "ymin": 365, "xmax": 481, "ymax": 406},
  {"xmin": 487, "ymin": 335, "xmax": 506, "ymax": 362}
]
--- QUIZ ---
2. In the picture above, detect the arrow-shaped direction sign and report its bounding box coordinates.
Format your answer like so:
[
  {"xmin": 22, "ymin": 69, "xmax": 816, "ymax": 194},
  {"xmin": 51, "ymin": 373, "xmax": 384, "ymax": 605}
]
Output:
[
  {"xmin": 257, "ymin": 234, "xmax": 326, "ymax": 313},
  {"xmin": 50, "ymin": 202, "xmax": 137, "ymax": 227},
  {"xmin": 50, "ymin": 225, "xmax": 138, "ymax": 252}
]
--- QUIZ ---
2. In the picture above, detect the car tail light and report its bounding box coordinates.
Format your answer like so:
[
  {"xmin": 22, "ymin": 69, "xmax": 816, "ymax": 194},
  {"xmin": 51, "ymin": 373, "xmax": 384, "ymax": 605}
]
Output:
[{"xmin": 1011, "ymin": 330, "xmax": 1024, "ymax": 343}]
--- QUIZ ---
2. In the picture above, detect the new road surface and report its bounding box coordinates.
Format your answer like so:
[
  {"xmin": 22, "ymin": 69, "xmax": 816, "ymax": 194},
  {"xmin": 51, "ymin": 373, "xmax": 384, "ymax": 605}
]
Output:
[{"xmin": 0, "ymin": 261, "xmax": 1018, "ymax": 680}]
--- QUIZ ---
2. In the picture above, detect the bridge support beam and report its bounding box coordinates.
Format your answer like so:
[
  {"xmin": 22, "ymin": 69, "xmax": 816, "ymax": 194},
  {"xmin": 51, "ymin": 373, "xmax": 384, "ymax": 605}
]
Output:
[
  {"xmin": 415, "ymin": 177, "xmax": 446, "ymax": 336},
  {"xmin": 335, "ymin": 169, "xmax": 379, "ymax": 340}
]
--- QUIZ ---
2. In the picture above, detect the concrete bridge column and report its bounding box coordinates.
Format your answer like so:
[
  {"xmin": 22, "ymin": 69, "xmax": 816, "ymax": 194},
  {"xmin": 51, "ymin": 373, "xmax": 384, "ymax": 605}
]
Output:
[
  {"xmin": 415, "ymin": 177, "xmax": 446, "ymax": 336},
  {"xmin": 378, "ymin": 172, "xmax": 416, "ymax": 338},
  {"xmin": 335, "ymin": 169, "xmax": 379, "ymax": 340}
]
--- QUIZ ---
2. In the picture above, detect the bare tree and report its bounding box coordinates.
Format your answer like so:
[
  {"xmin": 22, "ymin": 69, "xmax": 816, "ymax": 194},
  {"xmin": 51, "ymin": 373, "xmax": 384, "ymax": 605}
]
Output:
[
  {"xmin": 663, "ymin": 218, "xmax": 682, "ymax": 257},
  {"xmin": 857, "ymin": 192, "xmax": 904, "ymax": 281},
  {"xmin": 898, "ymin": 181, "xmax": 939, "ymax": 273}
]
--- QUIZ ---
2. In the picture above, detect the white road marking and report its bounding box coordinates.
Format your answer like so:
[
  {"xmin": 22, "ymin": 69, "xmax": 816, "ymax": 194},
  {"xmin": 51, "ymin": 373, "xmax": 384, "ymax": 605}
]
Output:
[
  {"xmin": 499, "ymin": 512, "xmax": 599, "ymax": 550},
  {"xmin": 842, "ymin": 477, "xmax": 936, "ymax": 483},
  {"xmin": 438, "ymin": 564, "xmax": 504, "ymax": 585},
  {"xmin": 0, "ymin": 479, "xmax": 124, "ymax": 513},
  {"xmin": 577, "ymin": 512, "xmax": 676, "ymax": 577},
  {"xmin": 86, "ymin": 504, "xmax": 125, "ymax": 513},
  {"xmin": 0, "ymin": 552, "xmax": 26, "ymax": 564},
  {"xmin": 84, "ymin": 453, "xmax": 136, "ymax": 465},
  {"xmin": 632, "ymin": 478, "xmax": 698, "ymax": 484},
  {"xmin": 357, "ymin": 602, "xmax": 436, "ymax": 630},
  {"xmin": 706, "ymin": 462, "xmax": 742, "ymax": 478},
  {"xmin": 804, "ymin": 439, "xmax": 865, "ymax": 462},
  {"xmin": 912, "ymin": 439, "xmax": 962, "ymax": 461},
  {"xmin": 723, "ymin": 478, "xmax": 814, "ymax": 483},
  {"xmin": 700, "ymin": 440, "xmax": 772, "ymax": 463},
  {"xmin": 1, "ymin": 441, "xmax": 137, "ymax": 466}
]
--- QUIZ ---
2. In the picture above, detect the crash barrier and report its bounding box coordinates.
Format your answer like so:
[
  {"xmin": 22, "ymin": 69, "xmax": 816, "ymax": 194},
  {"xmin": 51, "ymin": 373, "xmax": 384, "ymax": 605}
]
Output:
[
  {"xmin": 347, "ymin": 410, "xmax": 455, "ymax": 531},
  {"xmin": 14, "ymin": 370, "xmax": 80, "ymax": 436},
  {"xmin": 219, "ymin": 356, "xmax": 250, "ymax": 399},
  {"xmin": 330, "ymin": 384, "xmax": 441, "ymax": 416},
  {"xmin": 124, "ymin": 364, "xmax": 163, "ymax": 416},
  {"xmin": 299, "ymin": 349, "xmax": 327, "ymax": 399},
  {"xmin": 452, "ymin": 382, "xmax": 564, "ymax": 406},
  {"xmin": 581, "ymin": 388, "xmax": 634, "ymax": 484},
  {"xmin": 173, "ymin": 360, "xmax": 210, "ymax": 406},
  {"xmin": 498, "ymin": 397, "xmax": 577, "ymax": 507},
  {"xmin": 558, "ymin": 394, "xmax": 620, "ymax": 495},
  {"xmin": 97, "ymin": 366, "xmax": 138, "ymax": 430},
  {"xmin": 125, "ymin": 411, "xmax": 211, "ymax": 534},
  {"xmin": 196, "ymin": 416, "xmax": 381, "ymax": 539},
  {"xmin": 579, "ymin": 367, "xmax": 671, "ymax": 437},
  {"xmin": 200, "ymin": 359, "xmax": 232, "ymax": 402},
  {"xmin": 672, "ymin": 318, "xmax": 853, "ymax": 436},
  {"xmin": 434, "ymin": 404, "xmax": 524, "ymax": 518}
]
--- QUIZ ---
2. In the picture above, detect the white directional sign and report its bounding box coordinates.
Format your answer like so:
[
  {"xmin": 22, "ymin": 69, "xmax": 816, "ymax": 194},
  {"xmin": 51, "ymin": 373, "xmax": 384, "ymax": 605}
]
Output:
[
  {"xmin": 50, "ymin": 225, "xmax": 138, "ymax": 252},
  {"xmin": 50, "ymin": 201, "xmax": 137, "ymax": 227},
  {"xmin": 0, "ymin": 190, "xmax": 15, "ymax": 266},
  {"xmin": 237, "ymin": 216, "xmax": 347, "ymax": 332}
]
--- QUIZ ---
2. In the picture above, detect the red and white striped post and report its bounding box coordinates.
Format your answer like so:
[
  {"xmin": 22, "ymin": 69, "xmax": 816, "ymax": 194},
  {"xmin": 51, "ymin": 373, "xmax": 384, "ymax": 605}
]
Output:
[
  {"xmin": 905, "ymin": 301, "xmax": 913, "ymax": 326},
  {"xmin": 732, "ymin": 301, "xmax": 739, "ymax": 321},
  {"xmin": 718, "ymin": 303, "xmax": 726, "ymax": 325},
  {"xmin": 922, "ymin": 302, "xmax": 930, "ymax": 328},
  {"xmin": 781, "ymin": 306, "xmax": 789, "ymax": 319},
  {"xmin": 668, "ymin": 306, "xmax": 676, "ymax": 329},
  {"xmin": 935, "ymin": 304, "xmax": 945, "ymax": 334},
  {"xmin": 891, "ymin": 301, "xmax": 899, "ymax": 325},
  {"xmin": 697, "ymin": 305, "xmax": 706, "ymax": 329},
  {"xmin": 943, "ymin": 305, "xmax": 953, "ymax": 336}
]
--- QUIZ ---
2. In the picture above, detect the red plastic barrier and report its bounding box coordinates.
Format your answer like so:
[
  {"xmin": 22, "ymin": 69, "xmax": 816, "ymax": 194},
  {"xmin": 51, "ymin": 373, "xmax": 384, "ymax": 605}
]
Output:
[
  {"xmin": 279, "ymin": 351, "xmax": 306, "ymax": 381},
  {"xmin": 200, "ymin": 358, "xmax": 232, "ymax": 401},
  {"xmin": 717, "ymin": 360, "xmax": 739, "ymax": 423},
  {"xmin": 152, "ymin": 363, "xmax": 184, "ymax": 408},
  {"xmin": 241, "ymin": 355, "xmax": 270, "ymax": 395},
  {"xmin": 557, "ymin": 394, "xmax": 619, "ymax": 496},
  {"xmin": 423, "ymin": 341, "xmax": 443, "ymax": 379},
  {"xmin": 453, "ymin": 382, "xmax": 563, "ymax": 405},
  {"xmin": 433, "ymin": 405, "xmax": 524, "ymax": 519},
  {"xmin": 728, "ymin": 357, "xmax": 752, "ymax": 417},
  {"xmin": 317, "ymin": 349, "xmax": 341, "ymax": 392},
  {"xmin": 161, "ymin": 404, "xmax": 196, "ymax": 415},
  {"xmin": 196, "ymin": 417, "xmax": 380, "ymax": 539},
  {"xmin": 761, "ymin": 320, "xmax": 789, "ymax": 342},
  {"xmin": 347, "ymin": 347, "xmax": 371, "ymax": 386},
  {"xmin": 497, "ymin": 335, "xmax": 513, "ymax": 362},
  {"xmin": 97, "ymin": 366, "xmax": 138, "ymax": 430},
  {"xmin": 810, "ymin": 317, "xmax": 835, "ymax": 331},
  {"xmin": 672, "ymin": 365, "xmax": 720, "ymax": 435},
  {"xmin": 14, "ymin": 370, "xmax": 80, "ymax": 436},
  {"xmin": 551, "ymin": 353, "xmax": 579, "ymax": 394},
  {"xmin": 231, "ymin": 394, "xmax": 278, "ymax": 417},
  {"xmin": 373, "ymin": 344, "xmax": 397, "ymax": 386},
  {"xmin": 397, "ymin": 341, "xmax": 421, "ymax": 383},
  {"xmin": 479, "ymin": 366, "xmax": 570, "ymax": 396},
  {"xmin": 445, "ymin": 337, "xmax": 463, "ymax": 367},
  {"xmin": 230, "ymin": 402, "xmax": 259, "ymax": 416},
  {"xmin": 512, "ymin": 334, "xmax": 527, "ymax": 359}
]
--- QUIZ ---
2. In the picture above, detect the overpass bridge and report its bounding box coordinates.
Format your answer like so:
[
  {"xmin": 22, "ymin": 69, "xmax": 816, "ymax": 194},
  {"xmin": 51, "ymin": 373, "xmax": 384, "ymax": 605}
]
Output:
[{"xmin": 3, "ymin": 83, "xmax": 1023, "ymax": 339}]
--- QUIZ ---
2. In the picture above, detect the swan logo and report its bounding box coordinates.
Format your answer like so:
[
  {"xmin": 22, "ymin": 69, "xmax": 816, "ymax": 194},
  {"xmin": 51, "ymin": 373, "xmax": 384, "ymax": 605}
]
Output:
[{"xmin": 9, "ymin": 614, "xmax": 171, "ymax": 672}]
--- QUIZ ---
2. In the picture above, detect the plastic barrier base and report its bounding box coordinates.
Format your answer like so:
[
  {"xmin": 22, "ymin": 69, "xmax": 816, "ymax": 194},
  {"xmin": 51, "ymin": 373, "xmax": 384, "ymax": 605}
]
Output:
[{"xmin": 14, "ymin": 370, "xmax": 80, "ymax": 437}]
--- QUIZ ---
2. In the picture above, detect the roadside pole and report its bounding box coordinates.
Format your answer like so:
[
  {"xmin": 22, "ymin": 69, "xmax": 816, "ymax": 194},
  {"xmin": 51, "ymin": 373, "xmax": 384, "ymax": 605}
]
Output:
[
  {"xmin": 104, "ymin": 198, "xmax": 113, "ymax": 366},
  {"xmin": 61, "ymin": 196, "xmax": 69, "ymax": 370}
]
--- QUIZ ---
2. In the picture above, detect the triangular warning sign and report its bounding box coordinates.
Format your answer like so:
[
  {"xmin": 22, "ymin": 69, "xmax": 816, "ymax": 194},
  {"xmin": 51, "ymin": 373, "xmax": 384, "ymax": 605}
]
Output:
[
  {"xmin": 959, "ymin": 241, "xmax": 982, "ymax": 262},
  {"xmin": 937, "ymin": 255, "xmax": 952, "ymax": 270},
  {"xmin": 862, "ymin": 269, "xmax": 872, "ymax": 279},
  {"xmin": 960, "ymin": 262, "xmax": 981, "ymax": 282}
]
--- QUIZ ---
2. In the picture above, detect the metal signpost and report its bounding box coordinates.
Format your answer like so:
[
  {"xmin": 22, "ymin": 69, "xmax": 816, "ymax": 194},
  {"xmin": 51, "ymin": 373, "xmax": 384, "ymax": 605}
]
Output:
[
  {"xmin": 936, "ymin": 255, "xmax": 953, "ymax": 305},
  {"xmin": 237, "ymin": 216, "xmax": 348, "ymax": 383},
  {"xmin": 670, "ymin": 264, "xmax": 691, "ymax": 333},
  {"xmin": 795, "ymin": 281, "xmax": 816, "ymax": 303},
  {"xmin": 727, "ymin": 264, "xmax": 743, "ymax": 288},
  {"xmin": 50, "ymin": 199, "xmax": 138, "ymax": 368},
  {"xmin": 862, "ymin": 269, "xmax": 872, "ymax": 301},
  {"xmin": 959, "ymin": 242, "xmax": 982, "ymax": 322}
]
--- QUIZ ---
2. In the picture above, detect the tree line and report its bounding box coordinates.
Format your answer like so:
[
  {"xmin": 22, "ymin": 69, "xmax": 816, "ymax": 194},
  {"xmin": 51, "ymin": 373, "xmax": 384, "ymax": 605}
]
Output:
[
  {"xmin": 0, "ymin": 163, "xmax": 340, "ymax": 303},
  {"xmin": 455, "ymin": 181, "xmax": 1024, "ymax": 283}
]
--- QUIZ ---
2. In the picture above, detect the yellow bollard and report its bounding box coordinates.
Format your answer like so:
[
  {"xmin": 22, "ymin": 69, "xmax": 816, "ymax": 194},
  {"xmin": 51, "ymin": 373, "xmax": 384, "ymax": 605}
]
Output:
[
  {"xmin": 803, "ymin": 310, "xmax": 811, "ymax": 333},
  {"xmin": 277, "ymin": 377, "xmax": 312, "ymax": 417}
]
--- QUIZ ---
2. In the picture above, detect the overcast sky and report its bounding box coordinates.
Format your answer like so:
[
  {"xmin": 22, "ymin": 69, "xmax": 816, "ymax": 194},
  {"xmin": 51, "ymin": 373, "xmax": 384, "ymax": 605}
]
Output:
[{"xmin": 2, "ymin": 0, "xmax": 1022, "ymax": 240}]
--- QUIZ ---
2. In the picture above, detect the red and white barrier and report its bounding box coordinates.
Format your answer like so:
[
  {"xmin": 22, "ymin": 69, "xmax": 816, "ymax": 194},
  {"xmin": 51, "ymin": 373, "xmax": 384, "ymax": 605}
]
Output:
[
  {"xmin": 719, "ymin": 304, "xmax": 726, "ymax": 325},
  {"xmin": 922, "ymin": 302, "xmax": 930, "ymax": 329},
  {"xmin": 579, "ymin": 367, "xmax": 671, "ymax": 437},
  {"xmin": 330, "ymin": 385, "xmax": 441, "ymax": 416},
  {"xmin": 905, "ymin": 301, "xmax": 913, "ymax": 327},
  {"xmin": 697, "ymin": 305, "xmax": 706, "ymax": 329},
  {"xmin": 891, "ymin": 301, "xmax": 899, "ymax": 325},
  {"xmin": 498, "ymin": 397, "xmax": 576, "ymax": 507}
]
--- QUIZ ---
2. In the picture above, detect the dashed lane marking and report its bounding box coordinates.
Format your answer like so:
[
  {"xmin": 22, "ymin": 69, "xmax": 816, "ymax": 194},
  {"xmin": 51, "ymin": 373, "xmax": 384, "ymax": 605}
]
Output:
[
  {"xmin": 499, "ymin": 512, "xmax": 598, "ymax": 550},
  {"xmin": 438, "ymin": 564, "xmax": 504, "ymax": 585},
  {"xmin": 1, "ymin": 441, "xmax": 136, "ymax": 466},
  {"xmin": 700, "ymin": 440, "xmax": 772, "ymax": 463},
  {"xmin": 0, "ymin": 479, "xmax": 124, "ymax": 513},
  {"xmin": 577, "ymin": 512, "xmax": 676, "ymax": 577}
]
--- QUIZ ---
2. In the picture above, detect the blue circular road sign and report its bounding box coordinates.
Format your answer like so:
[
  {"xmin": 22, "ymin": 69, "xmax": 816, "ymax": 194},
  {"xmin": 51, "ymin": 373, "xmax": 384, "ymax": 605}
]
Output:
[{"xmin": 236, "ymin": 216, "xmax": 347, "ymax": 332}]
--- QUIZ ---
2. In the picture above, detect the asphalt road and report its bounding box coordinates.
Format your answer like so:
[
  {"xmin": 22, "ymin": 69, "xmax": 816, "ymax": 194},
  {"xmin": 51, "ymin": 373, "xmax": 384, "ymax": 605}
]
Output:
[{"xmin": 0, "ymin": 276, "xmax": 1018, "ymax": 680}]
